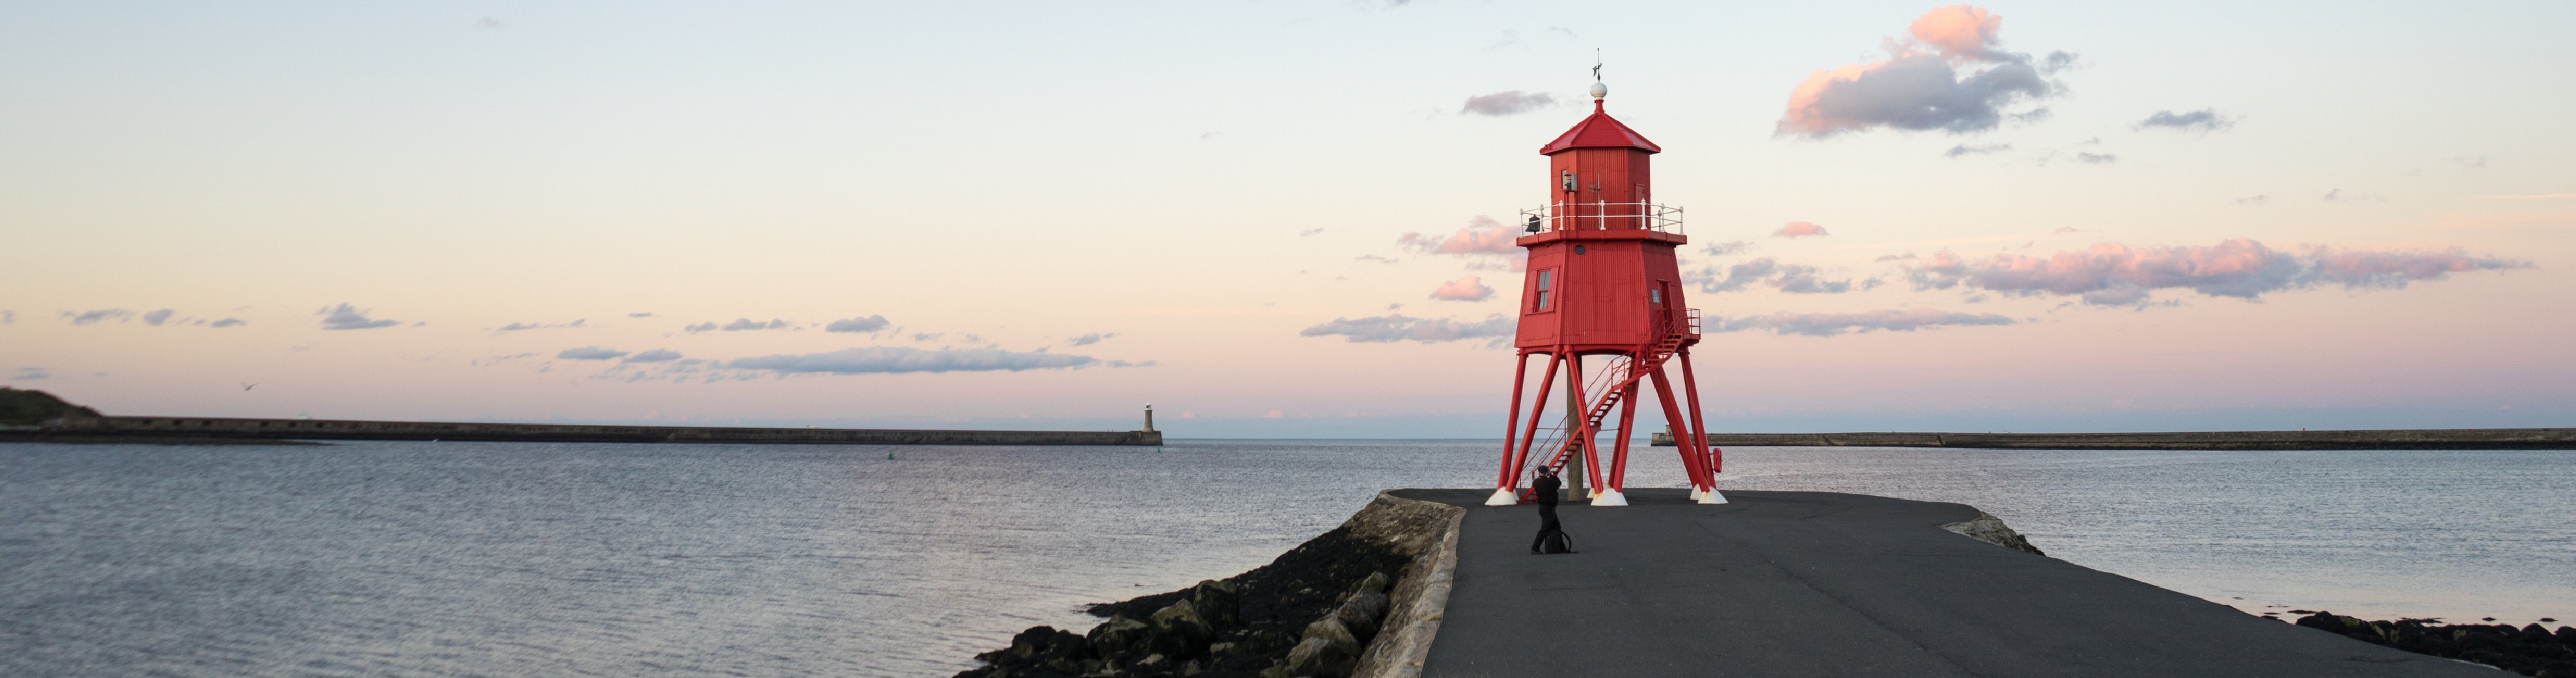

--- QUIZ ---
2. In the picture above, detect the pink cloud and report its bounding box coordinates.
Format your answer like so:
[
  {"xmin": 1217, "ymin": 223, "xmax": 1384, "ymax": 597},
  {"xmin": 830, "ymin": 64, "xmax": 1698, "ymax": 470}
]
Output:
[
  {"xmin": 1910, "ymin": 5, "xmax": 2004, "ymax": 61},
  {"xmin": 1776, "ymin": 5, "xmax": 2057, "ymax": 137},
  {"xmin": 1429, "ymin": 275, "xmax": 1496, "ymax": 302},
  {"xmin": 1906, "ymin": 239, "xmax": 2532, "ymax": 305},
  {"xmin": 1774, "ymin": 221, "xmax": 1830, "ymax": 238},
  {"xmin": 1398, "ymin": 215, "xmax": 1520, "ymax": 256}
]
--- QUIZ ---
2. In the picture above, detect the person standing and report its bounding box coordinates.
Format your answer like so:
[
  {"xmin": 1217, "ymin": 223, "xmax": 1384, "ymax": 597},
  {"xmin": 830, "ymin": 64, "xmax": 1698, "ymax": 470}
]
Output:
[{"xmin": 1530, "ymin": 465, "xmax": 1567, "ymax": 554}]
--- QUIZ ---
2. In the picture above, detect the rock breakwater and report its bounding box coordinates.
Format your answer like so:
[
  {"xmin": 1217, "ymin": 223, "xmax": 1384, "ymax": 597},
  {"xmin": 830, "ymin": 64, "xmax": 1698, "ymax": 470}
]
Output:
[
  {"xmin": 2293, "ymin": 612, "xmax": 2575, "ymax": 677},
  {"xmin": 957, "ymin": 493, "xmax": 1462, "ymax": 678}
]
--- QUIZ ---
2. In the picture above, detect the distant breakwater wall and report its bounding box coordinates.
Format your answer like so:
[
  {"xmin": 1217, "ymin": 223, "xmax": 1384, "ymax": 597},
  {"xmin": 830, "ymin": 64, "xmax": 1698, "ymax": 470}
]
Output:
[
  {"xmin": 1651, "ymin": 428, "xmax": 2576, "ymax": 450},
  {"xmin": 42, "ymin": 416, "xmax": 1163, "ymax": 446}
]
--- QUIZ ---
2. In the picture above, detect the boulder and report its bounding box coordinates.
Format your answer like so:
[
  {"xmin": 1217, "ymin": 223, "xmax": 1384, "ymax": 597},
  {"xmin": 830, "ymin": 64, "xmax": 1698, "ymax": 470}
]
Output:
[
  {"xmin": 1352, "ymin": 571, "xmax": 1391, "ymax": 596},
  {"xmin": 1284, "ymin": 636, "xmax": 1358, "ymax": 678},
  {"xmin": 1304, "ymin": 616, "xmax": 1359, "ymax": 651},
  {"xmin": 1087, "ymin": 615, "xmax": 1152, "ymax": 662},
  {"xmin": 1190, "ymin": 579, "xmax": 1242, "ymax": 629},
  {"xmin": 1150, "ymin": 599, "xmax": 1215, "ymax": 655},
  {"xmin": 1335, "ymin": 591, "xmax": 1390, "ymax": 641},
  {"xmin": 1245, "ymin": 629, "xmax": 1298, "ymax": 654}
]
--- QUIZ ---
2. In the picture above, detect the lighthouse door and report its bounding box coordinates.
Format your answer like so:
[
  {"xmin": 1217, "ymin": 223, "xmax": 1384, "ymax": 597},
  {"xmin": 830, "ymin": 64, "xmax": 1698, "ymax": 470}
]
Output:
[{"xmin": 1652, "ymin": 280, "xmax": 1675, "ymax": 335}]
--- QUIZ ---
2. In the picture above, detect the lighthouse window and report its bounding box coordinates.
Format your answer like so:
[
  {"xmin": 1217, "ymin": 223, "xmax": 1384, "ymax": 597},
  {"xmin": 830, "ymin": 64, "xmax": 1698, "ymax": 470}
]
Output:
[
  {"xmin": 1534, "ymin": 269, "xmax": 1555, "ymax": 311},
  {"xmin": 1651, "ymin": 288, "xmax": 1663, "ymax": 305}
]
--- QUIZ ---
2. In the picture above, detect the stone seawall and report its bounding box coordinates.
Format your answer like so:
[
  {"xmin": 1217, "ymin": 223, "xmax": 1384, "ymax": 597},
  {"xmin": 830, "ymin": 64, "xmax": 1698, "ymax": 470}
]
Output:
[
  {"xmin": 47, "ymin": 415, "xmax": 1162, "ymax": 446},
  {"xmin": 1651, "ymin": 427, "xmax": 2576, "ymax": 450},
  {"xmin": 1345, "ymin": 493, "xmax": 1466, "ymax": 678},
  {"xmin": 953, "ymin": 491, "xmax": 1464, "ymax": 678}
]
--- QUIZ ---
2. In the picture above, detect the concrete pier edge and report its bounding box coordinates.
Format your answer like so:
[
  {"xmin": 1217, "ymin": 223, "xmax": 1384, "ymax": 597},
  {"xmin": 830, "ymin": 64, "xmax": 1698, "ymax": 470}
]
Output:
[{"xmin": 1350, "ymin": 491, "xmax": 1466, "ymax": 678}]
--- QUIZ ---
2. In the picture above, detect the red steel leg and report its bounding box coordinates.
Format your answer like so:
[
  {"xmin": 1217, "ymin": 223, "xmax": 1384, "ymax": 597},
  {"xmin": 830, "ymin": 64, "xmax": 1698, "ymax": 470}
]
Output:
[
  {"xmin": 1564, "ymin": 354, "xmax": 1604, "ymax": 495},
  {"xmin": 1496, "ymin": 352, "xmax": 1530, "ymax": 490},
  {"xmin": 1607, "ymin": 377, "xmax": 1640, "ymax": 492},
  {"xmin": 1648, "ymin": 366, "xmax": 1708, "ymax": 491},
  {"xmin": 1679, "ymin": 348, "xmax": 1718, "ymax": 475},
  {"xmin": 1510, "ymin": 353, "xmax": 1560, "ymax": 483}
]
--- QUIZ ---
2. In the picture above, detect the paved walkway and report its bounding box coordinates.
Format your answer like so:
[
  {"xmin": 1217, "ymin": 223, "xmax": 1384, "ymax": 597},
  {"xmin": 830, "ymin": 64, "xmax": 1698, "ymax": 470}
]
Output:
[{"xmin": 1394, "ymin": 488, "xmax": 2489, "ymax": 678}]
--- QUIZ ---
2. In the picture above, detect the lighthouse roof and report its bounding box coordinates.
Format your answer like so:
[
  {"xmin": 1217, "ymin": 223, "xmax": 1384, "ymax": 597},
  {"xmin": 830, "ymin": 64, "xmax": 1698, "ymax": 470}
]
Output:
[{"xmin": 1540, "ymin": 101, "xmax": 1661, "ymax": 155}]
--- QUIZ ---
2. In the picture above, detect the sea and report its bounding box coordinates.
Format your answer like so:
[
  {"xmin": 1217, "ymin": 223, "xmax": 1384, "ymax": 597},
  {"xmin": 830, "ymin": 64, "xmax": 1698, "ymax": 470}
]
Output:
[{"xmin": 3, "ymin": 439, "xmax": 2570, "ymax": 678}]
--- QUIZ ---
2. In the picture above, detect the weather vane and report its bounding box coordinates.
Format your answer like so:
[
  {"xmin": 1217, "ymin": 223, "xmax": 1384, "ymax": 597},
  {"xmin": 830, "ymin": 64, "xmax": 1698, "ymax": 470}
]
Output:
[{"xmin": 1592, "ymin": 48, "xmax": 1602, "ymax": 82}]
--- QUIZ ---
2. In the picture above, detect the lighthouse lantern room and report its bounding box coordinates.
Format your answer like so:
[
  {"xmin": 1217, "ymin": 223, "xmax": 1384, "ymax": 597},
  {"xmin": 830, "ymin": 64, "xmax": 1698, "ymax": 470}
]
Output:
[{"xmin": 1486, "ymin": 77, "xmax": 1726, "ymax": 508}]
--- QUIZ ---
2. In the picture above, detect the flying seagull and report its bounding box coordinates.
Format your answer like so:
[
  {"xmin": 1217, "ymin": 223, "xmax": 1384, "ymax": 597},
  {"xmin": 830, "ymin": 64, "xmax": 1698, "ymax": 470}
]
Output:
[{"xmin": 241, "ymin": 383, "xmax": 256, "ymax": 391}]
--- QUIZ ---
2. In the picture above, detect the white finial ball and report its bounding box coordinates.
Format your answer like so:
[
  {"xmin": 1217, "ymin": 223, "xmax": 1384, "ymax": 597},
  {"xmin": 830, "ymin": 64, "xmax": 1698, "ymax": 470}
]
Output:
[{"xmin": 1589, "ymin": 82, "xmax": 1608, "ymax": 99}]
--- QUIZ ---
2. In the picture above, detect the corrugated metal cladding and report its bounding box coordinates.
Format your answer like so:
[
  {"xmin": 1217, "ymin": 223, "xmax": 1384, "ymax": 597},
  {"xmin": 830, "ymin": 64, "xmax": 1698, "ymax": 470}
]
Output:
[
  {"xmin": 1548, "ymin": 148, "xmax": 1652, "ymax": 223},
  {"xmin": 1515, "ymin": 239, "xmax": 1686, "ymax": 350}
]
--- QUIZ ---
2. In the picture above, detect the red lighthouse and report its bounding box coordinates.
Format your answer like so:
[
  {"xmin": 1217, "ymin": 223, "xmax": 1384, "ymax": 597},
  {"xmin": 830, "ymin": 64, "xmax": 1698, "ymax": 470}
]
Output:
[{"xmin": 1486, "ymin": 80, "xmax": 1725, "ymax": 508}]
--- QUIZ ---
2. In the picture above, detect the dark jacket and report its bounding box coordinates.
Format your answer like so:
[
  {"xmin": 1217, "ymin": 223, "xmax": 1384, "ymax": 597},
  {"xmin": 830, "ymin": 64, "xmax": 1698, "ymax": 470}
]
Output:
[{"xmin": 1533, "ymin": 474, "xmax": 1561, "ymax": 506}]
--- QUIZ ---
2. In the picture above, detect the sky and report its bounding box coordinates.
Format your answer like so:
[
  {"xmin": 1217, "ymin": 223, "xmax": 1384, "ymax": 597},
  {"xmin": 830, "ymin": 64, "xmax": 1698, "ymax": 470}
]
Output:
[{"xmin": 4, "ymin": 1, "xmax": 2571, "ymax": 437}]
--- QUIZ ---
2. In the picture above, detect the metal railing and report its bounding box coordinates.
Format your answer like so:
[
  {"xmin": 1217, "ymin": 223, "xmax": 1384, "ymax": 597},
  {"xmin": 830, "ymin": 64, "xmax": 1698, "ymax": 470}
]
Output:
[
  {"xmin": 1518, "ymin": 201, "xmax": 1684, "ymax": 234},
  {"xmin": 1673, "ymin": 308, "xmax": 1703, "ymax": 338}
]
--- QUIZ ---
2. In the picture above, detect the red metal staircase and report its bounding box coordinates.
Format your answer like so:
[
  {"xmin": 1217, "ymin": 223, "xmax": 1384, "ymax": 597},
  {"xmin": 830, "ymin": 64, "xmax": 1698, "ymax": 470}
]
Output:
[{"xmin": 1518, "ymin": 321, "xmax": 1695, "ymax": 478}]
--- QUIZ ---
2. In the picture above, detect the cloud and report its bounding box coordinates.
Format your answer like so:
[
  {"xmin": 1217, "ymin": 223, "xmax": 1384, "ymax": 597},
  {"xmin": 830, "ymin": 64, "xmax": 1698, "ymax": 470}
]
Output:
[
  {"xmin": 1696, "ymin": 257, "xmax": 1856, "ymax": 294},
  {"xmin": 556, "ymin": 346, "xmax": 629, "ymax": 360},
  {"xmin": 1708, "ymin": 308, "xmax": 2016, "ymax": 336},
  {"xmin": 1777, "ymin": 5, "xmax": 2060, "ymax": 138},
  {"xmin": 1298, "ymin": 314, "xmax": 1514, "ymax": 344},
  {"xmin": 623, "ymin": 349, "xmax": 683, "ymax": 363},
  {"xmin": 722, "ymin": 318, "xmax": 790, "ymax": 331},
  {"xmin": 1299, "ymin": 228, "xmax": 1326, "ymax": 237},
  {"xmin": 1703, "ymin": 241, "xmax": 1753, "ymax": 256},
  {"xmin": 1429, "ymin": 275, "xmax": 1496, "ymax": 301},
  {"xmin": 1067, "ymin": 332, "xmax": 1117, "ymax": 347},
  {"xmin": 1774, "ymin": 267, "xmax": 1855, "ymax": 294},
  {"xmin": 1876, "ymin": 252, "xmax": 1919, "ymax": 262},
  {"xmin": 2051, "ymin": 226, "xmax": 2079, "ymax": 234},
  {"xmin": 1354, "ymin": 254, "xmax": 1401, "ymax": 264},
  {"xmin": 318, "ymin": 304, "xmax": 398, "ymax": 331},
  {"xmin": 497, "ymin": 319, "xmax": 586, "ymax": 332},
  {"xmin": 1, "ymin": 310, "xmax": 11, "ymax": 324},
  {"xmin": 683, "ymin": 321, "xmax": 719, "ymax": 333},
  {"xmin": 627, "ymin": 312, "xmax": 655, "ymax": 318},
  {"xmin": 727, "ymin": 346, "xmax": 1099, "ymax": 375},
  {"xmin": 2038, "ymin": 51, "xmax": 2080, "ymax": 74},
  {"xmin": 2074, "ymin": 152, "xmax": 2118, "ymax": 164},
  {"xmin": 2135, "ymin": 109, "xmax": 2236, "ymax": 133},
  {"xmin": 2236, "ymin": 195, "xmax": 2270, "ymax": 206},
  {"xmin": 1773, "ymin": 221, "xmax": 1830, "ymax": 238},
  {"xmin": 142, "ymin": 309, "xmax": 175, "ymax": 326},
  {"xmin": 210, "ymin": 318, "xmax": 245, "ymax": 328},
  {"xmin": 825, "ymin": 315, "xmax": 892, "ymax": 333},
  {"xmin": 10, "ymin": 367, "xmax": 46, "ymax": 381},
  {"xmin": 1944, "ymin": 142, "xmax": 2012, "ymax": 157},
  {"xmin": 2452, "ymin": 156, "xmax": 2487, "ymax": 169},
  {"xmin": 1397, "ymin": 215, "xmax": 1521, "ymax": 257},
  {"xmin": 474, "ymin": 16, "xmax": 502, "ymax": 29},
  {"xmin": 65, "ymin": 309, "xmax": 131, "ymax": 325},
  {"xmin": 2322, "ymin": 189, "xmax": 2381, "ymax": 202},
  {"xmin": 1904, "ymin": 239, "xmax": 2532, "ymax": 305},
  {"xmin": 1460, "ymin": 90, "xmax": 1559, "ymax": 116}
]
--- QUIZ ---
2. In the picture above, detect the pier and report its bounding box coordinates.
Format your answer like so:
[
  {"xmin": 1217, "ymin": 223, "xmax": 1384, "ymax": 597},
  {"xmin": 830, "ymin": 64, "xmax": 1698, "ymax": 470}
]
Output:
[
  {"xmin": 1388, "ymin": 487, "xmax": 2495, "ymax": 678},
  {"xmin": 1650, "ymin": 427, "xmax": 2576, "ymax": 450},
  {"xmin": 29, "ymin": 415, "xmax": 1162, "ymax": 446}
]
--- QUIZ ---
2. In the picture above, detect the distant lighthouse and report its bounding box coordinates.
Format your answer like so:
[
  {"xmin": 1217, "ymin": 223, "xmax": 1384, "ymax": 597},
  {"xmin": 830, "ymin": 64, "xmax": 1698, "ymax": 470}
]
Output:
[{"xmin": 1486, "ymin": 75, "xmax": 1725, "ymax": 507}]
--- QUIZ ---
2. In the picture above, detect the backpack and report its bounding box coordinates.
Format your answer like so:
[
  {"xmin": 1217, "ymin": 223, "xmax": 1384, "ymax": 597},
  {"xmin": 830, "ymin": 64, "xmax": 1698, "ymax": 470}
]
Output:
[{"xmin": 1538, "ymin": 530, "xmax": 1576, "ymax": 554}]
